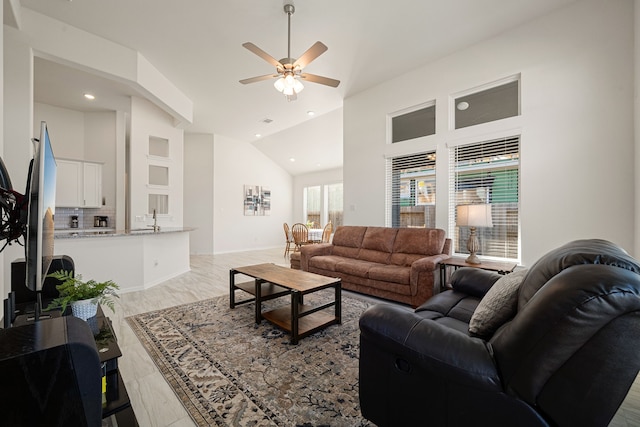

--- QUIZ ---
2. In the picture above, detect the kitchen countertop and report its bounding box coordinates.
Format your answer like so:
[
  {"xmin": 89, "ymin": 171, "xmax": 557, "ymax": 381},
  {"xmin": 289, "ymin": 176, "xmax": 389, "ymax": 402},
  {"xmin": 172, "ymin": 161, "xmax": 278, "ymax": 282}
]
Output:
[{"xmin": 54, "ymin": 227, "xmax": 194, "ymax": 238}]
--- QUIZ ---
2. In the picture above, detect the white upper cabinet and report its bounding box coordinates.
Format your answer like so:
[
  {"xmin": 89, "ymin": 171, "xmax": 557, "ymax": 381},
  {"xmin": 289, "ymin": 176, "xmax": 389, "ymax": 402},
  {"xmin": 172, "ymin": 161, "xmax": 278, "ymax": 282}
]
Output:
[{"xmin": 56, "ymin": 159, "xmax": 102, "ymax": 208}]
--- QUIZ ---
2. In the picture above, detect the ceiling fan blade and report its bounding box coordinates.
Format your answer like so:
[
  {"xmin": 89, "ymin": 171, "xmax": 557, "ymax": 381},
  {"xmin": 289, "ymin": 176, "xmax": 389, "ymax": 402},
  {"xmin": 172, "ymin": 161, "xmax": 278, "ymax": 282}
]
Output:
[
  {"xmin": 293, "ymin": 42, "xmax": 328, "ymax": 69},
  {"xmin": 242, "ymin": 42, "xmax": 282, "ymax": 68},
  {"xmin": 300, "ymin": 73, "xmax": 340, "ymax": 88},
  {"xmin": 239, "ymin": 74, "xmax": 278, "ymax": 85}
]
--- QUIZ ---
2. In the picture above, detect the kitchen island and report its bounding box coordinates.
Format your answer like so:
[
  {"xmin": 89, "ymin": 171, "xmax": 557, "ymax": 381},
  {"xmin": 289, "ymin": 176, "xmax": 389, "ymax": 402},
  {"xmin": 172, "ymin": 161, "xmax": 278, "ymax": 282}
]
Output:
[{"xmin": 54, "ymin": 227, "xmax": 193, "ymax": 293}]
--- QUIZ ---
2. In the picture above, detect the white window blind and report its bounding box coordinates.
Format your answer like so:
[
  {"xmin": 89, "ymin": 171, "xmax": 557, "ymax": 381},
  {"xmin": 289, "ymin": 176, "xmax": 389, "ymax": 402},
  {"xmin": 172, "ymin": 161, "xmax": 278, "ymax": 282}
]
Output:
[
  {"xmin": 385, "ymin": 152, "xmax": 436, "ymax": 228},
  {"xmin": 449, "ymin": 136, "xmax": 520, "ymax": 261},
  {"xmin": 304, "ymin": 186, "xmax": 321, "ymax": 227}
]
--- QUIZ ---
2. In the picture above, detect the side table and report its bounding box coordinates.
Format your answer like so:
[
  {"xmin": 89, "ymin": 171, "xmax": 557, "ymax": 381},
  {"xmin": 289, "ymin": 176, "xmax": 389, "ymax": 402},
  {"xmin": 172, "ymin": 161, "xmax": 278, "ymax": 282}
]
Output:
[{"xmin": 440, "ymin": 257, "xmax": 518, "ymax": 290}]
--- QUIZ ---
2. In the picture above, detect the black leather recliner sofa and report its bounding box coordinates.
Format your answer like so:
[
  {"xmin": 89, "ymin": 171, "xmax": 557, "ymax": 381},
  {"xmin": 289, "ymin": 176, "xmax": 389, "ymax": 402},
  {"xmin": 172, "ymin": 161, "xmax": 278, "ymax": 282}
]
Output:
[{"xmin": 359, "ymin": 239, "xmax": 640, "ymax": 427}]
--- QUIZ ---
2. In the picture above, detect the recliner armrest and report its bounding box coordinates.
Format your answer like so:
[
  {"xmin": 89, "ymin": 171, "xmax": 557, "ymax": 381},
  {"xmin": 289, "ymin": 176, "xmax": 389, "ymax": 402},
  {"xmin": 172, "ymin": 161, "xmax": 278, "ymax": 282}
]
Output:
[
  {"xmin": 450, "ymin": 268, "xmax": 502, "ymax": 298},
  {"xmin": 359, "ymin": 303, "xmax": 502, "ymax": 391}
]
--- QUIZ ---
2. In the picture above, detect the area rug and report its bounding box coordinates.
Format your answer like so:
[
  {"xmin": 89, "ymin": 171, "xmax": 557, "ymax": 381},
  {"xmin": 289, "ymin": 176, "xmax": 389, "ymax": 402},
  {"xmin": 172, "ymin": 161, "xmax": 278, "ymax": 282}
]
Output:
[{"xmin": 126, "ymin": 290, "xmax": 374, "ymax": 427}]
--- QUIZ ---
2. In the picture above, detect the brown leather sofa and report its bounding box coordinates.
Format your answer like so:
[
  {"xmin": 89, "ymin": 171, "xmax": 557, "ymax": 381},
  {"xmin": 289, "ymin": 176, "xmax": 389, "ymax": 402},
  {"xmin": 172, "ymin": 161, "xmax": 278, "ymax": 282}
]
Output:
[
  {"xmin": 359, "ymin": 239, "xmax": 640, "ymax": 426},
  {"xmin": 298, "ymin": 226, "xmax": 451, "ymax": 307}
]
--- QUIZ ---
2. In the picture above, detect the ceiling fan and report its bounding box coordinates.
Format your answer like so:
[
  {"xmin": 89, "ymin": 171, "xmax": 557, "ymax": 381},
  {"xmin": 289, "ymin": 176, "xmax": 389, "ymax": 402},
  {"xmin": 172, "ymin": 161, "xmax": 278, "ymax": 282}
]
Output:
[{"xmin": 239, "ymin": 3, "xmax": 340, "ymax": 101}]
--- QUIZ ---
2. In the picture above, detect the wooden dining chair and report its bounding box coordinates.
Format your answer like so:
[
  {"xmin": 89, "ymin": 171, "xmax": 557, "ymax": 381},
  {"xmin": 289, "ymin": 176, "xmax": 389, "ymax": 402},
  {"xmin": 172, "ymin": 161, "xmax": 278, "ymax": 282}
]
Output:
[
  {"xmin": 321, "ymin": 221, "xmax": 333, "ymax": 243},
  {"xmin": 291, "ymin": 223, "xmax": 310, "ymax": 251},
  {"xmin": 283, "ymin": 223, "xmax": 294, "ymax": 258}
]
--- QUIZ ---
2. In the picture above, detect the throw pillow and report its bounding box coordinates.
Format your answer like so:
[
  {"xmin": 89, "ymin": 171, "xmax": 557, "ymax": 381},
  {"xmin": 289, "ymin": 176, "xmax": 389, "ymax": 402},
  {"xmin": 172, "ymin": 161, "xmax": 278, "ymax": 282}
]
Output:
[{"xmin": 468, "ymin": 268, "xmax": 529, "ymax": 338}]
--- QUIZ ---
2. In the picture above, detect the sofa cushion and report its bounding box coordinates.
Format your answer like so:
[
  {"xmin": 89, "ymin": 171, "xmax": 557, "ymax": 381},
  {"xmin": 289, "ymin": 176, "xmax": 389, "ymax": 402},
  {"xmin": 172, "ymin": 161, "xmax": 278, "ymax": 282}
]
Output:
[
  {"xmin": 469, "ymin": 269, "xmax": 528, "ymax": 338},
  {"xmin": 332, "ymin": 226, "xmax": 367, "ymax": 248},
  {"xmin": 390, "ymin": 228, "xmax": 446, "ymax": 266},
  {"xmin": 368, "ymin": 264, "xmax": 411, "ymax": 285},
  {"xmin": 308, "ymin": 255, "xmax": 348, "ymax": 272},
  {"xmin": 335, "ymin": 259, "xmax": 378, "ymax": 277},
  {"xmin": 393, "ymin": 228, "xmax": 446, "ymax": 255},
  {"xmin": 358, "ymin": 227, "xmax": 397, "ymax": 263}
]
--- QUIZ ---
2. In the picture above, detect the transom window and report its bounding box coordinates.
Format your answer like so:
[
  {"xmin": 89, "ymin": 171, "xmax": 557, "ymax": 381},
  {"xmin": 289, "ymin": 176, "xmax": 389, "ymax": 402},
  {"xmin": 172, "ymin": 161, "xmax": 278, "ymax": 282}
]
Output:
[
  {"xmin": 454, "ymin": 78, "xmax": 519, "ymax": 129},
  {"xmin": 390, "ymin": 103, "xmax": 436, "ymax": 143}
]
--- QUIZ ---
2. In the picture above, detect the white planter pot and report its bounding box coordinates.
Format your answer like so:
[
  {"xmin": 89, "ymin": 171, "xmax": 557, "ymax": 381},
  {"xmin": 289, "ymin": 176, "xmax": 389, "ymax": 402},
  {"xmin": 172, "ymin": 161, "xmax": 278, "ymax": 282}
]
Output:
[{"xmin": 70, "ymin": 298, "xmax": 98, "ymax": 320}]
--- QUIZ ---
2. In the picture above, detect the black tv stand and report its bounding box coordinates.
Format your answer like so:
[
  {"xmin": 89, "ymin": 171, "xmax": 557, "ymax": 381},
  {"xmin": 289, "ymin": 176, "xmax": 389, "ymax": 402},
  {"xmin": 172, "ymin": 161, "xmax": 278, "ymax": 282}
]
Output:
[
  {"xmin": 92, "ymin": 306, "xmax": 139, "ymax": 425},
  {"xmin": 8, "ymin": 306, "xmax": 138, "ymax": 426}
]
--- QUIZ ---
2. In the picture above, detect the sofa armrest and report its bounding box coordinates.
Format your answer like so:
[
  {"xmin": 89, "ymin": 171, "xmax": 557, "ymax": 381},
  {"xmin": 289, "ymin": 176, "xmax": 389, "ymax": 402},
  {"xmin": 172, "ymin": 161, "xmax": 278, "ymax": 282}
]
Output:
[
  {"xmin": 299, "ymin": 243, "xmax": 333, "ymax": 271},
  {"xmin": 450, "ymin": 268, "xmax": 502, "ymax": 298},
  {"xmin": 410, "ymin": 253, "xmax": 450, "ymax": 272},
  {"xmin": 359, "ymin": 303, "xmax": 502, "ymax": 391}
]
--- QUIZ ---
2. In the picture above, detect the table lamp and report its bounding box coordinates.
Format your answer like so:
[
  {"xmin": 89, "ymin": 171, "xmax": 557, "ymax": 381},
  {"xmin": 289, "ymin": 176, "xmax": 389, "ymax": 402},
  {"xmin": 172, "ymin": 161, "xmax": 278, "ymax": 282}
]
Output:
[{"xmin": 456, "ymin": 204, "xmax": 493, "ymax": 264}]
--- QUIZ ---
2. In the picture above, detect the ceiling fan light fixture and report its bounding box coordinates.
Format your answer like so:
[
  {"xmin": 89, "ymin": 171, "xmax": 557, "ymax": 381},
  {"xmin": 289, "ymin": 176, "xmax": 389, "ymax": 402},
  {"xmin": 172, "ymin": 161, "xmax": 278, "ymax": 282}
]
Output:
[
  {"xmin": 283, "ymin": 86, "xmax": 294, "ymax": 96},
  {"xmin": 274, "ymin": 77, "xmax": 286, "ymax": 92}
]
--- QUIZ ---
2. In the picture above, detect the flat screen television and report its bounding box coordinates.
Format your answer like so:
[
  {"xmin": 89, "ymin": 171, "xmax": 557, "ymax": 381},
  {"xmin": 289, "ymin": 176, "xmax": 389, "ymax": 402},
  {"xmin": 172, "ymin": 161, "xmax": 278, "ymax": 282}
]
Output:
[{"xmin": 25, "ymin": 121, "xmax": 57, "ymax": 299}]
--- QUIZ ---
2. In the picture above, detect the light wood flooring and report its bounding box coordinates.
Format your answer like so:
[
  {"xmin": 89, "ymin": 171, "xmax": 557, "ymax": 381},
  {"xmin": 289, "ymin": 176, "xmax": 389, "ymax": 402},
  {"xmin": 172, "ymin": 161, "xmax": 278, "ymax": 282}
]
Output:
[{"xmin": 108, "ymin": 248, "xmax": 640, "ymax": 427}]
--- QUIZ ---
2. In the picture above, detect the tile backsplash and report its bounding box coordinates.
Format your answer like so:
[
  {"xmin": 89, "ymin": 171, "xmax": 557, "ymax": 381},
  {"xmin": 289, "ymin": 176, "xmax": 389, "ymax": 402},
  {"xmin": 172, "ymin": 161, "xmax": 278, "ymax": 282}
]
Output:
[{"xmin": 55, "ymin": 206, "xmax": 116, "ymax": 229}]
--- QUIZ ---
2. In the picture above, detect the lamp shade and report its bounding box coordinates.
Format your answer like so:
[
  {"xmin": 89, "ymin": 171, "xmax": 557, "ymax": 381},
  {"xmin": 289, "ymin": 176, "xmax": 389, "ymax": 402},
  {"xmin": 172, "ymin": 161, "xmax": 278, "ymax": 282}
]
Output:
[{"xmin": 456, "ymin": 204, "xmax": 493, "ymax": 228}]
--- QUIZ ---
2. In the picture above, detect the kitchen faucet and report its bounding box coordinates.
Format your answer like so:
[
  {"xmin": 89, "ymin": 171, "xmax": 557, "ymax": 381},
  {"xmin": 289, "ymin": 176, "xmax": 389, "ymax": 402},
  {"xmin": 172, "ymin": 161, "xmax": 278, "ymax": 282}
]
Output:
[{"xmin": 149, "ymin": 209, "xmax": 160, "ymax": 232}]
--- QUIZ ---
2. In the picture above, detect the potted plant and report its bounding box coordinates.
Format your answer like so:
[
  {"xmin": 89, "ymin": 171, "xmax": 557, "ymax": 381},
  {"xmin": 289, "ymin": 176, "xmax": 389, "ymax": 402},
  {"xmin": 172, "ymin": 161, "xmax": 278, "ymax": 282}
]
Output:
[{"xmin": 46, "ymin": 270, "xmax": 119, "ymax": 320}]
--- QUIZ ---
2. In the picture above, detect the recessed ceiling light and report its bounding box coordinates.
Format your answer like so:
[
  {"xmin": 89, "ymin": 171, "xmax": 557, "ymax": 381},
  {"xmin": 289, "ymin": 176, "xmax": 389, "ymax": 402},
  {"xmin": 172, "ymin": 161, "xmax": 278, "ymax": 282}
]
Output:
[
  {"xmin": 84, "ymin": 93, "xmax": 95, "ymax": 100},
  {"xmin": 289, "ymin": 158, "xmax": 295, "ymax": 162},
  {"xmin": 307, "ymin": 111, "xmax": 315, "ymax": 116},
  {"xmin": 456, "ymin": 101, "xmax": 469, "ymax": 111},
  {"xmin": 255, "ymin": 133, "xmax": 261, "ymax": 138}
]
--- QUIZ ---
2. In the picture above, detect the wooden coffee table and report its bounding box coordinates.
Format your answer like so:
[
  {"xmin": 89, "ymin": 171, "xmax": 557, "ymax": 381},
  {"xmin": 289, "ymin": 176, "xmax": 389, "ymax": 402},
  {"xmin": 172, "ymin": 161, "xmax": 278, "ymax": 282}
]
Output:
[{"xmin": 229, "ymin": 263, "xmax": 341, "ymax": 344}]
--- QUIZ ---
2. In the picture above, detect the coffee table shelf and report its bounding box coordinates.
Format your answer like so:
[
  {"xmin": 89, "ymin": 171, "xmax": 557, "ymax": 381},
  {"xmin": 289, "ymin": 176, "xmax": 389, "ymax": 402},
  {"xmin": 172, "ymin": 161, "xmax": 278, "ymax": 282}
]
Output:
[
  {"xmin": 262, "ymin": 304, "xmax": 338, "ymax": 341},
  {"xmin": 232, "ymin": 280, "xmax": 290, "ymax": 304}
]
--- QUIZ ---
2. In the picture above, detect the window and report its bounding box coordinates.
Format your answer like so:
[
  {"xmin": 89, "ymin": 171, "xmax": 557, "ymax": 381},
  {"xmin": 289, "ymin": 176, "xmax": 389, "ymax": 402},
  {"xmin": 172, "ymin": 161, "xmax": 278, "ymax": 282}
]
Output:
[
  {"xmin": 454, "ymin": 79, "xmax": 519, "ymax": 129},
  {"xmin": 386, "ymin": 152, "xmax": 436, "ymax": 228},
  {"xmin": 449, "ymin": 136, "xmax": 520, "ymax": 261},
  {"xmin": 149, "ymin": 136, "xmax": 169, "ymax": 157},
  {"xmin": 148, "ymin": 165, "xmax": 169, "ymax": 186},
  {"xmin": 391, "ymin": 103, "xmax": 436, "ymax": 143},
  {"xmin": 149, "ymin": 193, "xmax": 169, "ymax": 215},
  {"xmin": 326, "ymin": 183, "xmax": 343, "ymax": 227},
  {"xmin": 303, "ymin": 183, "xmax": 344, "ymax": 228},
  {"xmin": 304, "ymin": 186, "xmax": 321, "ymax": 227}
]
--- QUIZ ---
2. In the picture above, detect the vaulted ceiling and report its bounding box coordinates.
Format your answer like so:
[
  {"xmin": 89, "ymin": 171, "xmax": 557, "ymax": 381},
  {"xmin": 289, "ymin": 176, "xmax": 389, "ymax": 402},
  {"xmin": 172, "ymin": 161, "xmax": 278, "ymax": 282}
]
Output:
[{"xmin": 21, "ymin": 0, "xmax": 581, "ymax": 175}]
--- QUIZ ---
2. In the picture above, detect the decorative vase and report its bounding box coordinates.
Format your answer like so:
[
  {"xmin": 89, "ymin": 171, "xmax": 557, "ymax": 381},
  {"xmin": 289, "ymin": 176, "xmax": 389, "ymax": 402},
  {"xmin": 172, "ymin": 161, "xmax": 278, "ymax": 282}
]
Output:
[{"xmin": 70, "ymin": 298, "xmax": 98, "ymax": 320}]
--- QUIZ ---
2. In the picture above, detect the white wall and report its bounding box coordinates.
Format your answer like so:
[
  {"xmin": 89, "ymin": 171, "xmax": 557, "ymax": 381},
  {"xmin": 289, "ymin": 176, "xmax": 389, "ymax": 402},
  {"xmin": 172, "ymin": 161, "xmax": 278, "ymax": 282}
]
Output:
[
  {"xmin": 129, "ymin": 96, "xmax": 184, "ymax": 229},
  {"xmin": 344, "ymin": 0, "xmax": 635, "ymax": 266},
  {"xmin": 184, "ymin": 133, "xmax": 214, "ymax": 254},
  {"xmin": 34, "ymin": 103, "xmax": 85, "ymax": 158},
  {"xmin": 213, "ymin": 134, "xmax": 292, "ymax": 253},
  {"xmin": 84, "ymin": 112, "xmax": 117, "ymax": 208}
]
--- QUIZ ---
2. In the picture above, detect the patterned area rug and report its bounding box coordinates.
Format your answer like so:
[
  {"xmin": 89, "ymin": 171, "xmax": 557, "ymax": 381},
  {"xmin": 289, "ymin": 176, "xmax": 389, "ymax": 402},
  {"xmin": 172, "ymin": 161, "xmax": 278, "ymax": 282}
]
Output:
[{"xmin": 126, "ymin": 290, "xmax": 373, "ymax": 426}]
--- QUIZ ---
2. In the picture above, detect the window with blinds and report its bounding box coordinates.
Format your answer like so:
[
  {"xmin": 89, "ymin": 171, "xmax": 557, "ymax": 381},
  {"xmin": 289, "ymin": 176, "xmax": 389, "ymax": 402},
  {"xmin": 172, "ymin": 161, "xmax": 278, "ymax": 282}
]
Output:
[
  {"xmin": 304, "ymin": 186, "xmax": 321, "ymax": 227},
  {"xmin": 386, "ymin": 152, "xmax": 436, "ymax": 228},
  {"xmin": 449, "ymin": 136, "xmax": 520, "ymax": 261}
]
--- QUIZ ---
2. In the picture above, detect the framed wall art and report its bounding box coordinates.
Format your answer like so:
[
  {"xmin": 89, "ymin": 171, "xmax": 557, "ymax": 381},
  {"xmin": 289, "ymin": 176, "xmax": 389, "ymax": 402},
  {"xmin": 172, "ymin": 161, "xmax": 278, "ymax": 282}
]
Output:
[{"xmin": 244, "ymin": 185, "xmax": 271, "ymax": 216}]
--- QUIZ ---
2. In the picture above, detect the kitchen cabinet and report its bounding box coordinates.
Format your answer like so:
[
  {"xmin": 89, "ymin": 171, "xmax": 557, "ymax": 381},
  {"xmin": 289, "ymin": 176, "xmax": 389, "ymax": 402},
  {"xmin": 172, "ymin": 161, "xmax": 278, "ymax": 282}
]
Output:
[{"xmin": 56, "ymin": 159, "xmax": 102, "ymax": 208}]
